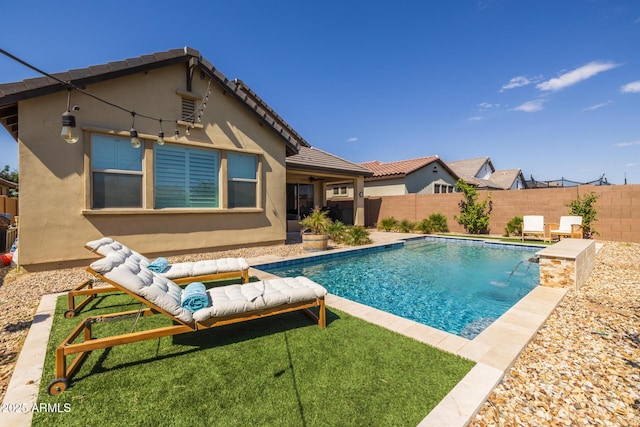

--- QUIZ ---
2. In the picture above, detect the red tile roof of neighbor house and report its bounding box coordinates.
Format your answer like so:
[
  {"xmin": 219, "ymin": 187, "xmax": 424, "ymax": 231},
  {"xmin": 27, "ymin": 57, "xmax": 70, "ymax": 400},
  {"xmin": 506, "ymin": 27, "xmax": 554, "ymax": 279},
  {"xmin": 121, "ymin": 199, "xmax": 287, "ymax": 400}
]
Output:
[{"xmin": 360, "ymin": 156, "xmax": 441, "ymax": 177}]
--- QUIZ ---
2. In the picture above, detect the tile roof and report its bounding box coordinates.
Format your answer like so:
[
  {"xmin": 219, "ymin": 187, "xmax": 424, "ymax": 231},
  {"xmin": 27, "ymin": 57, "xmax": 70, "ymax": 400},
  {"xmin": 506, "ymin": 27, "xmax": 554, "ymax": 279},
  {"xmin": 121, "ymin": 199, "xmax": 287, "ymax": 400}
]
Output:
[
  {"xmin": 446, "ymin": 157, "xmax": 494, "ymax": 179},
  {"xmin": 359, "ymin": 156, "xmax": 440, "ymax": 178},
  {"xmin": 287, "ymin": 146, "xmax": 373, "ymax": 176},
  {"xmin": 484, "ymin": 169, "xmax": 523, "ymax": 190},
  {"xmin": 0, "ymin": 47, "xmax": 308, "ymax": 155}
]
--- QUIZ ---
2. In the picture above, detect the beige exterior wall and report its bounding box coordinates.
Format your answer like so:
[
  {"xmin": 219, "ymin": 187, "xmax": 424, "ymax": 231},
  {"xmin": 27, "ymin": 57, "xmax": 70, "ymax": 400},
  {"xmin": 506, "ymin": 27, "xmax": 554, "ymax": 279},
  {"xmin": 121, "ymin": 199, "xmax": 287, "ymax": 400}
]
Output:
[
  {"xmin": 17, "ymin": 65, "xmax": 288, "ymax": 271},
  {"xmin": 404, "ymin": 164, "xmax": 457, "ymax": 194},
  {"xmin": 341, "ymin": 163, "xmax": 457, "ymax": 197},
  {"xmin": 326, "ymin": 183, "xmax": 355, "ymax": 199},
  {"xmin": 364, "ymin": 178, "xmax": 407, "ymax": 196}
]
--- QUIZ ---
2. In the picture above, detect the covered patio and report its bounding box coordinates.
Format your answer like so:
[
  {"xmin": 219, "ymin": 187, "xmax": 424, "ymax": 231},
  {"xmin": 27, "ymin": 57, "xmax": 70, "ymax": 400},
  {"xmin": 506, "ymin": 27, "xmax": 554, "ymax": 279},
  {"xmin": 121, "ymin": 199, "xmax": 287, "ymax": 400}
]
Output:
[{"xmin": 285, "ymin": 146, "xmax": 372, "ymax": 231}]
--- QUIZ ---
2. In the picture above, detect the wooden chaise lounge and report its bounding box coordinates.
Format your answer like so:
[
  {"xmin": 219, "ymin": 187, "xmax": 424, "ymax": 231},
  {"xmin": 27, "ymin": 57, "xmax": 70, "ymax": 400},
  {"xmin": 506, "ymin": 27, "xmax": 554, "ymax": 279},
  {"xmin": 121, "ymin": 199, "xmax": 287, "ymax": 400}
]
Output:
[
  {"xmin": 66, "ymin": 237, "xmax": 250, "ymax": 317},
  {"xmin": 48, "ymin": 249, "xmax": 327, "ymax": 395}
]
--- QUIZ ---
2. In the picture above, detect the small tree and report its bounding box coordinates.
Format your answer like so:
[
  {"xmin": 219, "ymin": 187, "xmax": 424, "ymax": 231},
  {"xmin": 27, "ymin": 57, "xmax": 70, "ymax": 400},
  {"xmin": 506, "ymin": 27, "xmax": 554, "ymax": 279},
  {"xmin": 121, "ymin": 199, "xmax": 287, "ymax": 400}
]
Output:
[
  {"xmin": 454, "ymin": 179, "xmax": 492, "ymax": 234},
  {"xmin": 0, "ymin": 165, "xmax": 18, "ymax": 183},
  {"xmin": 567, "ymin": 191, "xmax": 599, "ymax": 238}
]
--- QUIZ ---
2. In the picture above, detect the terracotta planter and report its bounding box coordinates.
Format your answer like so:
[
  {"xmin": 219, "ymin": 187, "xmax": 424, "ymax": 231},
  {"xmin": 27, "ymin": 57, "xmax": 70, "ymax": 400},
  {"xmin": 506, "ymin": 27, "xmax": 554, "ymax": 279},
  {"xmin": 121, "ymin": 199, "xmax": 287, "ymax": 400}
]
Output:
[{"xmin": 302, "ymin": 233, "xmax": 328, "ymax": 252}]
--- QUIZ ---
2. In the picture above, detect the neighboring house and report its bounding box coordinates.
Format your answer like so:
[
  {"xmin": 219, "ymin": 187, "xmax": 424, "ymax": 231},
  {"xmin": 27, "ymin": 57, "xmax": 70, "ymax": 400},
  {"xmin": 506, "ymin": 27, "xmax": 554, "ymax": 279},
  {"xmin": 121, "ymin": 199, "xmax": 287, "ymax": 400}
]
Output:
[
  {"xmin": 0, "ymin": 47, "xmax": 369, "ymax": 271},
  {"xmin": 326, "ymin": 155, "xmax": 458, "ymax": 201},
  {"xmin": 0, "ymin": 177, "xmax": 17, "ymax": 196},
  {"xmin": 446, "ymin": 157, "xmax": 526, "ymax": 190},
  {"xmin": 358, "ymin": 155, "xmax": 459, "ymax": 196}
]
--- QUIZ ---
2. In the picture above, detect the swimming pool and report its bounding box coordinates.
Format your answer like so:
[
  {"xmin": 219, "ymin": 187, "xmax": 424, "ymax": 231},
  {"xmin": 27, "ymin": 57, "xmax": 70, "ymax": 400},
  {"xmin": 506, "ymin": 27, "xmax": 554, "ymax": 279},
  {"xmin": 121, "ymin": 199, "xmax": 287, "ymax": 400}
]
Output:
[{"xmin": 256, "ymin": 237, "xmax": 541, "ymax": 339}]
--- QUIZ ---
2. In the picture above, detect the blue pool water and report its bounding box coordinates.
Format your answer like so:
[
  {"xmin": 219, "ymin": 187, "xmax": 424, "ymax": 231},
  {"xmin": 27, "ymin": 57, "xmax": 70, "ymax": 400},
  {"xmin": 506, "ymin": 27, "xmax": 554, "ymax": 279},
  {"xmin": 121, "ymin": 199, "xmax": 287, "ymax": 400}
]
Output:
[{"xmin": 257, "ymin": 238, "xmax": 540, "ymax": 339}]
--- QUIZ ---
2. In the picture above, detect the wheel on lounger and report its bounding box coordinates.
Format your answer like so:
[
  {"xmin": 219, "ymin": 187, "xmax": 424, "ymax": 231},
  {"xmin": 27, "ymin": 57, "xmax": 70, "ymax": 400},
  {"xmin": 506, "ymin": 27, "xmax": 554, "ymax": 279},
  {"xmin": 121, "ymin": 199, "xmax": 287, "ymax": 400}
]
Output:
[
  {"xmin": 47, "ymin": 378, "xmax": 68, "ymax": 396},
  {"xmin": 64, "ymin": 309, "xmax": 76, "ymax": 318}
]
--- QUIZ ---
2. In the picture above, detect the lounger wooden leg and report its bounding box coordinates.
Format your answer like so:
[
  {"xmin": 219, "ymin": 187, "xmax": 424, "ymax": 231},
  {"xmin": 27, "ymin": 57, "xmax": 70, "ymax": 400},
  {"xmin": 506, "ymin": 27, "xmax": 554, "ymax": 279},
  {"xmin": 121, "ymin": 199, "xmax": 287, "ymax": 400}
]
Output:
[
  {"xmin": 65, "ymin": 280, "xmax": 118, "ymax": 318},
  {"xmin": 318, "ymin": 299, "xmax": 326, "ymax": 329}
]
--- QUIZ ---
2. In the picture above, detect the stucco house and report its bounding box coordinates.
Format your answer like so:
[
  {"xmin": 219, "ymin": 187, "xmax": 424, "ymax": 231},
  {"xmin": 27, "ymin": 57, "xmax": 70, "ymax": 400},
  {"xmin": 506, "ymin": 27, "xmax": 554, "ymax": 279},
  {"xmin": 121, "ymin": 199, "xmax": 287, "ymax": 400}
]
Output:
[
  {"xmin": 446, "ymin": 157, "xmax": 526, "ymax": 190},
  {"xmin": 0, "ymin": 47, "xmax": 369, "ymax": 271},
  {"xmin": 358, "ymin": 155, "xmax": 459, "ymax": 196}
]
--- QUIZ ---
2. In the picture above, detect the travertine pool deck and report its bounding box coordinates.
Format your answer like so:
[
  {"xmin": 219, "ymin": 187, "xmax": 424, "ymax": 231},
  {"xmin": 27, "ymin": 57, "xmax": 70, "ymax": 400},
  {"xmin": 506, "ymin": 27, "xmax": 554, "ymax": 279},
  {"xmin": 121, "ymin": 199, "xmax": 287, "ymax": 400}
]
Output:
[{"xmin": 2, "ymin": 234, "xmax": 574, "ymax": 427}]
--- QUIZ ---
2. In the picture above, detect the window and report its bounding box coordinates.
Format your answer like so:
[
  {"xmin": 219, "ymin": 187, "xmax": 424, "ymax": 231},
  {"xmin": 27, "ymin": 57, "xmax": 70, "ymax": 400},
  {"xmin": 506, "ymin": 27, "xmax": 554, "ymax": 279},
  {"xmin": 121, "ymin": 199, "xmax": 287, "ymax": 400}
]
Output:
[
  {"xmin": 155, "ymin": 144, "xmax": 219, "ymax": 208},
  {"xmin": 92, "ymin": 135, "xmax": 142, "ymax": 208},
  {"xmin": 332, "ymin": 187, "xmax": 339, "ymax": 196},
  {"xmin": 434, "ymin": 184, "xmax": 441, "ymax": 194},
  {"xmin": 227, "ymin": 153, "xmax": 257, "ymax": 208},
  {"xmin": 340, "ymin": 186, "xmax": 347, "ymax": 195}
]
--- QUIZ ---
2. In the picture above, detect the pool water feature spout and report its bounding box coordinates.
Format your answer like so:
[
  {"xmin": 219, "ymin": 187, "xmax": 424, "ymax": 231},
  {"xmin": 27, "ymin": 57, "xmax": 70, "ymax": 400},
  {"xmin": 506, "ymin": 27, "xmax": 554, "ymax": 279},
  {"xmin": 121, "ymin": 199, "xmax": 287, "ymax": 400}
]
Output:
[{"xmin": 506, "ymin": 259, "xmax": 535, "ymax": 285}]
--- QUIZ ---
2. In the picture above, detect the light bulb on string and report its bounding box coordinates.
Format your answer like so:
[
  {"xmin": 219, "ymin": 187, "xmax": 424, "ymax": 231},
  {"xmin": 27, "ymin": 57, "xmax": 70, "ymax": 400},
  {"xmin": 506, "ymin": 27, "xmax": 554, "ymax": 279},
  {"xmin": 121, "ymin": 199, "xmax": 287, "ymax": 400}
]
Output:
[
  {"xmin": 60, "ymin": 89, "xmax": 80, "ymax": 143},
  {"xmin": 130, "ymin": 112, "xmax": 141, "ymax": 148},
  {"xmin": 174, "ymin": 128, "xmax": 180, "ymax": 140},
  {"xmin": 157, "ymin": 119, "xmax": 165, "ymax": 145}
]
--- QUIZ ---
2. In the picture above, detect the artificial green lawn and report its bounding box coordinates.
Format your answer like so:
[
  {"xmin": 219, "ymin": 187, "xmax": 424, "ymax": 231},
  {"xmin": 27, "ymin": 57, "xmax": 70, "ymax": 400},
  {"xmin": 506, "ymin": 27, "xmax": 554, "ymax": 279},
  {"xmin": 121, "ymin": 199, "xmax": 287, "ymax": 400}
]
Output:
[{"xmin": 33, "ymin": 293, "xmax": 474, "ymax": 427}]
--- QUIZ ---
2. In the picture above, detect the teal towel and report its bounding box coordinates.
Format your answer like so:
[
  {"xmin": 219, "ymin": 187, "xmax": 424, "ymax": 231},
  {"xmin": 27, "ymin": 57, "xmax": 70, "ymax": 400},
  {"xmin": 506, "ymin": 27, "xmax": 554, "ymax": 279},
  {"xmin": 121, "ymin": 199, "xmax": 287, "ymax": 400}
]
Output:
[
  {"xmin": 148, "ymin": 257, "xmax": 169, "ymax": 273},
  {"xmin": 181, "ymin": 282, "xmax": 209, "ymax": 312}
]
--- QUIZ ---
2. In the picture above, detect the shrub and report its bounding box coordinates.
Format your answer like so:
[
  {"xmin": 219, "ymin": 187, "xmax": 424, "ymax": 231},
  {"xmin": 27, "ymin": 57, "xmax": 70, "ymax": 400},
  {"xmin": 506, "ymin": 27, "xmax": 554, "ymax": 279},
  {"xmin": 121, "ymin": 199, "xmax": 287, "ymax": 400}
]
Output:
[
  {"xmin": 454, "ymin": 179, "xmax": 492, "ymax": 234},
  {"xmin": 300, "ymin": 208, "xmax": 332, "ymax": 234},
  {"xmin": 416, "ymin": 218, "xmax": 433, "ymax": 234},
  {"xmin": 504, "ymin": 216, "xmax": 523, "ymax": 237},
  {"xmin": 567, "ymin": 191, "xmax": 599, "ymax": 238},
  {"xmin": 397, "ymin": 219, "xmax": 415, "ymax": 233},
  {"xmin": 427, "ymin": 212, "xmax": 449, "ymax": 233},
  {"xmin": 327, "ymin": 220, "xmax": 347, "ymax": 243},
  {"xmin": 378, "ymin": 216, "xmax": 398, "ymax": 232},
  {"xmin": 344, "ymin": 226, "xmax": 372, "ymax": 245}
]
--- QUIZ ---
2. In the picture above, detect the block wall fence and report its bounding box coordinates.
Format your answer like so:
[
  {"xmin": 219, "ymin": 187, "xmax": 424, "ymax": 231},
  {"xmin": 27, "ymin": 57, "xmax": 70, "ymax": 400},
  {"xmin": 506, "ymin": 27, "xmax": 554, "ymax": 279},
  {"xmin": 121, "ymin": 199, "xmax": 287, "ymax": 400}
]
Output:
[{"xmin": 363, "ymin": 184, "xmax": 640, "ymax": 243}]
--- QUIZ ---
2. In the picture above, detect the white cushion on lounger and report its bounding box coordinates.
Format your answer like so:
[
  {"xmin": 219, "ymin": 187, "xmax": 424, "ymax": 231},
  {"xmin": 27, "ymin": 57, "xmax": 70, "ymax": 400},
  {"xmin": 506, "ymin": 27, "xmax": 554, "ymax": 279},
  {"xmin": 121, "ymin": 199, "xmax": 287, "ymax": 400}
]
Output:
[
  {"xmin": 192, "ymin": 277, "xmax": 327, "ymax": 322},
  {"xmin": 162, "ymin": 258, "xmax": 250, "ymax": 279},
  {"xmin": 86, "ymin": 237, "xmax": 151, "ymax": 265},
  {"xmin": 90, "ymin": 252, "xmax": 194, "ymax": 324},
  {"xmin": 85, "ymin": 238, "xmax": 248, "ymax": 278}
]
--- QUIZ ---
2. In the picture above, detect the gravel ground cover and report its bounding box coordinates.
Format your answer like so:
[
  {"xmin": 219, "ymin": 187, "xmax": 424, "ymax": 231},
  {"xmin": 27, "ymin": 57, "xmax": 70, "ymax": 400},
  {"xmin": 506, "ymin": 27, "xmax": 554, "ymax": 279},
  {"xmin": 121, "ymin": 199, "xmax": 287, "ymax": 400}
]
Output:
[
  {"xmin": 1, "ymin": 238, "xmax": 639, "ymax": 425},
  {"xmin": 472, "ymin": 241, "xmax": 640, "ymax": 426}
]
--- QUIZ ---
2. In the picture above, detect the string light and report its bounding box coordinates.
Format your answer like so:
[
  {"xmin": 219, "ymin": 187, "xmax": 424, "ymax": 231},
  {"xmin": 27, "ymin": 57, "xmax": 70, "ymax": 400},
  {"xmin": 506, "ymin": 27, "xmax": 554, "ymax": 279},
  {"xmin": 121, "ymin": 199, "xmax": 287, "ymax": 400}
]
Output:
[
  {"xmin": 0, "ymin": 48, "xmax": 213, "ymax": 146},
  {"xmin": 157, "ymin": 119, "xmax": 165, "ymax": 145},
  {"xmin": 130, "ymin": 112, "xmax": 141, "ymax": 148},
  {"xmin": 60, "ymin": 89, "xmax": 80, "ymax": 143}
]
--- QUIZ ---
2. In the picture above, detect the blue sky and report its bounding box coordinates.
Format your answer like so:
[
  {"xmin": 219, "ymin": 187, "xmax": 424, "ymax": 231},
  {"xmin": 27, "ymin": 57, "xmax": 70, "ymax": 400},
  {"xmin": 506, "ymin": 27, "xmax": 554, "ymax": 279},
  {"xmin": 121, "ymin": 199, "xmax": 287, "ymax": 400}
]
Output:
[{"xmin": 1, "ymin": 0, "xmax": 639, "ymax": 184}]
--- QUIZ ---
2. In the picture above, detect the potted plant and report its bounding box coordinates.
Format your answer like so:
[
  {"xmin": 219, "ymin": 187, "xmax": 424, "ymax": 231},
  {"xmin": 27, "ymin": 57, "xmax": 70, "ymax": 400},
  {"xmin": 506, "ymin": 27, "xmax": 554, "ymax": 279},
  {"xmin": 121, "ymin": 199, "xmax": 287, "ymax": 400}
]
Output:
[{"xmin": 300, "ymin": 208, "xmax": 332, "ymax": 251}]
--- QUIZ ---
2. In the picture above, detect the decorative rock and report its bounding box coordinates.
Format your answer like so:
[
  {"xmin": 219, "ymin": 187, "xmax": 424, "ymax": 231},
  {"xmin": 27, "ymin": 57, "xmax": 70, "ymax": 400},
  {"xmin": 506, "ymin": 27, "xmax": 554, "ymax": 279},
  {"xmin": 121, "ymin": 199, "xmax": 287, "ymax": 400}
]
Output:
[{"xmin": 471, "ymin": 242, "xmax": 640, "ymax": 426}]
